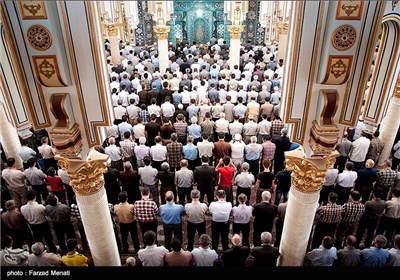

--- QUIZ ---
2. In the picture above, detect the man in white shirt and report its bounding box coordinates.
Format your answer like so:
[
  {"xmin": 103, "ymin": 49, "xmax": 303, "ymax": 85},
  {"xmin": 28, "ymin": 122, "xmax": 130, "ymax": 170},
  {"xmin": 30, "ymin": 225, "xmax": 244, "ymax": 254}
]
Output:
[
  {"xmin": 17, "ymin": 140, "xmax": 37, "ymax": 169},
  {"xmin": 160, "ymin": 96, "xmax": 175, "ymax": 119},
  {"xmin": 2, "ymin": 158, "xmax": 28, "ymax": 209},
  {"xmin": 138, "ymin": 230, "xmax": 168, "ymax": 266},
  {"xmin": 105, "ymin": 137, "xmax": 122, "ymax": 170},
  {"xmin": 191, "ymin": 234, "xmax": 218, "ymax": 266},
  {"xmin": 114, "ymin": 100, "xmax": 127, "ymax": 124},
  {"xmin": 349, "ymin": 131, "xmax": 371, "ymax": 172},
  {"xmin": 209, "ymin": 189, "xmax": 232, "ymax": 252},
  {"xmin": 335, "ymin": 162, "xmax": 358, "ymax": 205},
  {"xmin": 232, "ymin": 193, "xmax": 253, "ymax": 247}
]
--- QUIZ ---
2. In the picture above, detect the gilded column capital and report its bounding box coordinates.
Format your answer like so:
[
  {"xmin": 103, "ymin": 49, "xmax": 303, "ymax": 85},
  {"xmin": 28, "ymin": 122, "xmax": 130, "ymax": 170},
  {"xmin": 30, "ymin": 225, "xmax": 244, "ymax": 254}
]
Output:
[
  {"xmin": 394, "ymin": 74, "xmax": 400, "ymax": 98},
  {"xmin": 55, "ymin": 150, "xmax": 109, "ymax": 196},
  {"xmin": 284, "ymin": 147, "xmax": 339, "ymax": 193},
  {"xmin": 154, "ymin": 25, "xmax": 170, "ymax": 40},
  {"xmin": 227, "ymin": 25, "xmax": 245, "ymax": 39},
  {"xmin": 278, "ymin": 22, "xmax": 289, "ymax": 35},
  {"xmin": 105, "ymin": 24, "xmax": 120, "ymax": 37}
]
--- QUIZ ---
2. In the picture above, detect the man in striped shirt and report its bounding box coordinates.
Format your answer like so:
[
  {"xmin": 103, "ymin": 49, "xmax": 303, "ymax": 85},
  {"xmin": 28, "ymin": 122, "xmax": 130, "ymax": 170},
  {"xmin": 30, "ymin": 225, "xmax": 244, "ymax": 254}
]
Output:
[
  {"xmin": 334, "ymin": 190, "xmax": 365, "ymax": 249},
  {"xmin": 311, "ymin": 192, "xmax": 342, "ymax": 249},
  {"xmin": 134, "ymin": 187, "xmax": 159, "ymax": 244}
]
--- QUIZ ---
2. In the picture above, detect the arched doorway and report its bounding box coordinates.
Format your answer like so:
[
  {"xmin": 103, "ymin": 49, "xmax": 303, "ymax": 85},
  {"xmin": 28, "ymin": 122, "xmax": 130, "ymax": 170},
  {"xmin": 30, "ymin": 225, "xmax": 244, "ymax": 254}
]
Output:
[{"xmin": 363, "ymin": 13, "xmax": 400, "ymax": 124}]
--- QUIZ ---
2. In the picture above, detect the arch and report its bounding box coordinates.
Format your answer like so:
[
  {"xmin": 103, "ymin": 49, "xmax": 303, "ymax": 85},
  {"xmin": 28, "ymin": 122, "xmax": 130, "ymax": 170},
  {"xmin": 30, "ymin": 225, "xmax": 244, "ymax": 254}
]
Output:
[{"xmin": 363, "ymin": 13, "xmax": 400, "ymax": 125}]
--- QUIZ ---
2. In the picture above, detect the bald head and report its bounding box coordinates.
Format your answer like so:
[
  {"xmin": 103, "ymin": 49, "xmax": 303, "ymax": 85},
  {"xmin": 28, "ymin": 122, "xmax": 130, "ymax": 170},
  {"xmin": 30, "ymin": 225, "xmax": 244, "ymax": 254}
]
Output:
[
  {"xmin": 365, "ymin": 159, "xmax": 374, "ymax": 168},
  {"xmin": 231, "ymin": 234, "xmax": 242, "ymax": 247}
]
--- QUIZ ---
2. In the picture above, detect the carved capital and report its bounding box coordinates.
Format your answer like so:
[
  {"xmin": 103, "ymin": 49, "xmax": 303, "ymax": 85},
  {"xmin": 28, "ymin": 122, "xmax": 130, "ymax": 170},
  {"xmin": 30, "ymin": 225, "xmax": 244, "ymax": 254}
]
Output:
[
  {"xmin": 278, "ymin": 22, "xmax": 289, "ymax": 35},
  {"xmin": 284, "ymin": 147, "xmax": 339, "ymax": 193},
  {"xmin": 154, "ymin": 26, "xmax": 170, "ymax": 40},
  {"xmin": 394, "ymin": 74, "xmax": 400, "ymax": 98},
  {"xmin": 227, "ymin": 25, "xmax": 245, "ymax": 39},
  {"xmin": 55, "ymin": 150, "xmax": 109, "ymax": 196},
  {"xmin": 105, "ymin": 24, "xmax": 120, "ymax": 37}
]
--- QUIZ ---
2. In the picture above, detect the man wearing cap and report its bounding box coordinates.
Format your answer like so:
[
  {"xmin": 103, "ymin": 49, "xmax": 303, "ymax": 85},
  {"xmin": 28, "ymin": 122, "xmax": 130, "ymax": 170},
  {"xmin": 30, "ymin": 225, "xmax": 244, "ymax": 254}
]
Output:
[{"xmin": 28, "ymin": 242, "xmax": 61, "ymax": 266}]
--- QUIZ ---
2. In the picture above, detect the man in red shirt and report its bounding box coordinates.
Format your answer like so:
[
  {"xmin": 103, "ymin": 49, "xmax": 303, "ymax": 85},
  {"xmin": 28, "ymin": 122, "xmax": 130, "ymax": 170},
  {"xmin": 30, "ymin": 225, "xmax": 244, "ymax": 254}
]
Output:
[{"xmin": 215, "ymin": 156, "xmax": 236, "ymax": 205}]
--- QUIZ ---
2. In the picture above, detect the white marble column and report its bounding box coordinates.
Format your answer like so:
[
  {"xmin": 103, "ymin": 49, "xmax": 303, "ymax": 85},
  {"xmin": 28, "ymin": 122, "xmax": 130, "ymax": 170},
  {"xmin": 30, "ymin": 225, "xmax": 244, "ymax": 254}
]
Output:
[
  {"xmin": 57, "ymin": 150, "xmax": 121, "ymax": 266},
  {"xmin": 228, "ymin": 25, "xmax": 245, "ymax": 70},
  {"xmin": 154, "ymin": 25, "xmax": 171, "ymax": 74},
  {"xmin": 378, "ymin": 76, "xmax": 400, "ymax": 169},
  {"xmin": 0, "ymin": 104, "xmax": 23, "ymax": 170},
  {"xmin": 106, "ymin": 24, "xmax": 122, "ymax": 65},
  {"xmin": 277, "ymin": 148, "xmax": 338, "ymax": 266},
  {"xmin": 277, "ymin": 22, "xmax": 289, "ymax": 62}
]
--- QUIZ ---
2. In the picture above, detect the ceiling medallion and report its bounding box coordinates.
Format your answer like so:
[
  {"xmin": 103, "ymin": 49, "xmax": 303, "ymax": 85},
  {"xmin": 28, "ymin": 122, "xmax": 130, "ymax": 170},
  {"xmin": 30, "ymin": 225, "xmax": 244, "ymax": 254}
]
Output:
[
  {"xmin": 331, "ymin": 25, "xmax": 356, "ymax": 51},
  {"xmin": 26, "ymin": 25, "xmax": 52, "ymax": 51}
]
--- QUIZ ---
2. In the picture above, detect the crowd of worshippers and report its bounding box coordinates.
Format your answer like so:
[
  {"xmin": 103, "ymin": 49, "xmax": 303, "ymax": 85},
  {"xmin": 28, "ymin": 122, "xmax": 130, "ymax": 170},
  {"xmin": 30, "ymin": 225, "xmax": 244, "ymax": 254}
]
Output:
[{"xmin": 1, "ymin": 39, "xmax": 400, "ymax": 267}]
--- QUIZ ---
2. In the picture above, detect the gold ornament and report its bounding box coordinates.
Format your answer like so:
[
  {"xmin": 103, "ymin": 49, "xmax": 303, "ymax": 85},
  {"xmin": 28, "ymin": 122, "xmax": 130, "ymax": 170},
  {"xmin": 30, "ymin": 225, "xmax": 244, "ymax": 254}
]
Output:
[
  {"xmin": 154, "ymin": 26, "xmax": 170, "ymax": 40},
  {"xmin": 331, "ymin": 25, "xmax": 356, "ymax": 51},
  {"xmin": 55, "ymin": 150, "xmax": 109, "ymax": 196},
  {"xmin": 227, "ymin": 25, "xmax": 245, "ymax": 39},
  {"xmin": 23, "ymin": 3, "xmax": 41, "ymax": 16},
  {"xmin": 105, "ymin": 24, "xmax": 120, "ymax": 37},
  {"xmin": 330, "ymin": 59, "xmax": 347, "ymax": 79},
  {"xmin": 278, "ymin": 22, "xmax": 289, "ymax": 35},
  {"xmin": 26, "ymin": 25, "xmax": 52, "ymax": 51},
  {"xmin": 284, "ymin": 148, "xmax": 339, "ymax": 193},
  {"xmin": 394, "ymin": 75, "xmax": 400, "ymax": 98},
  {"xmin": 341, "ymin": 3, "xmax": 359, "ymax": 16}
]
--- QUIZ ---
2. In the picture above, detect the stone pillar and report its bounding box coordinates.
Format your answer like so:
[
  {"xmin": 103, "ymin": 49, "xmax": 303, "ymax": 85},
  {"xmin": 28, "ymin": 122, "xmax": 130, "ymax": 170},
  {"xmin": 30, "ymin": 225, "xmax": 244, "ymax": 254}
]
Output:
[
  {"xmin": 154, "ymin": 25, "xmax": 171, "ymax": 74},
  {"xmin": 0, "ymin": 104, "xmax": 23, "ymax": 170},
  {"xmin": 106, "ymin": 24, "xmax": 122, "ymax": 66},
  {"xmin": 277, "ymin": 147, "xmax": 338, "ymax": 266},
  {"xmin": 56, "ymin": 150, "xmax": 121, "ymax": 266},
  {"xmin": 378, "ymin": 75, "xmax": 400, "ymax": 169},
  {"xmin": 277, "ymin": 22, "xmax": 289, "ymax": 62},
  {"xmin": 228, "ymin": 25, "xmax": 245, "ymax": 70}
]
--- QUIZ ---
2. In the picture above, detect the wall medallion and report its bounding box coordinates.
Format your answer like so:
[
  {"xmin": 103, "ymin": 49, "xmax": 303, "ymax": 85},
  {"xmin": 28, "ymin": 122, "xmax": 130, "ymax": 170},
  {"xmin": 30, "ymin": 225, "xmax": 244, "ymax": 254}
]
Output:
[
  {"xmin": 26, "ymin": 25, "xmax": 52, "ymax": 51},
  {"xmin": 331, "ymin": 25, "xmax": 356, "ymax": 51}
]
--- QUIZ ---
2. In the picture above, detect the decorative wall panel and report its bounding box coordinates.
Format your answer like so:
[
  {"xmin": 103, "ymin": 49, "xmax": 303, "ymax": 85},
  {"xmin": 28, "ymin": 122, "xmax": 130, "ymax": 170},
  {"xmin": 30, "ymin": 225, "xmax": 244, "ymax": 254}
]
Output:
[
  {"xmin": 336, "ymin": 0, "xmax": 364, "ymax": 20},
  {"xmin": 322, "ymin": 55, "xmax": 353, "ymax": 85},
  {"xmin": 32, "ymin": 55, "xmax": 67, "ymax": 87},
  {"xmin": 18, "ymin": 0, "xmax": 47, "ymax": 19},
  {"xmin": 1, "ymin": 2, "xmax": 50, "ymax": 128},
  {"xmin": 244, "ymin": 0, "xmax": 265, "ymax": 45},
  {"xmin": 135, "ymin": 1, "xmax": 155, "ymax": 46}
]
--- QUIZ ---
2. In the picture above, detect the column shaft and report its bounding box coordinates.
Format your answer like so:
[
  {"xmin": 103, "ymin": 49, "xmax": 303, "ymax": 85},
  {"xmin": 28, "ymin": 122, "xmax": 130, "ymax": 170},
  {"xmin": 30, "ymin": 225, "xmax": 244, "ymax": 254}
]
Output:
[
  {"xmin": 228, "ymin": 25, "xmax": 245, "ymax": 70},
  {"xmin": 77, "ymin": 188, "xmax": 121, "ymax": 266},
  {"xmin": 109, "ymin": 35, "xmax": 121, "ymax": 66},
  {"xmin": 277, "ymin": 22, "xmax": 289, "ymax": 63},
  {"xmin": 157, "ymin": 38, "xmax": 169, "ymax": 74},
  {"xmin": 0, "ymin": 105, "xmax": 23, "ymax": 170},
  {"xmin": 59, "ymin": 150, "xmax": 121, "ymax": 266},
  {"xmin": 278, "ymin": 187, "xmax": 319, "ymax": 266},
  {"xmin": 377, "ymin": 96, "xmax": 400, "ymax": 168},
  {"xmin": 230, "ymin": 38, "xmax": 241, "ymax": 70},
  {"xmin": 154, "ymin": 26, "xmax": 171, "ymax": 74}
]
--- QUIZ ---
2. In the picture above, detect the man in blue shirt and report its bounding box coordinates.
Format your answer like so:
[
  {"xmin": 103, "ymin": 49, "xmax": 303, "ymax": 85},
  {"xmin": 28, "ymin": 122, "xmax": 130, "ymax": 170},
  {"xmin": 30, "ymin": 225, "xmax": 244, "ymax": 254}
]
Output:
[
  {"xmin": 360, "ymin": 234, "xmax": 389, "ymax": 266},
  {"xmin": 306, "ymin": 236, "xmax": 337, "ymax": 266},
  {"xmin": 187, "ymin": 116, "xmax": 202, "ymax": 144},
  {"xmin": 159, "ymin": 191, "xmax": 184, "ymax": 251},
  {"xmin": 183, "ymin": 136, "xmax": 199, "ymax": 171}
]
